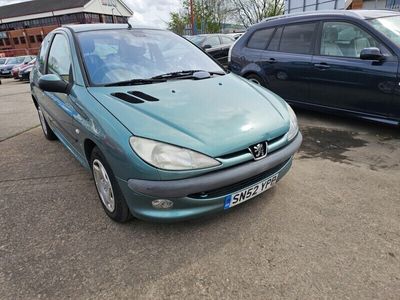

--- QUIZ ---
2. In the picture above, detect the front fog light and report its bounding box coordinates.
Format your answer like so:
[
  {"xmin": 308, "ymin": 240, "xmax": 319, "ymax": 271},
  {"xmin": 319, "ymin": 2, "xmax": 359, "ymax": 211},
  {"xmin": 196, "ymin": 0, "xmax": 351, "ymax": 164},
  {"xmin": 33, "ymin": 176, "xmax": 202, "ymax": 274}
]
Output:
[{"xmin": 152, "ymin": 199, "xmax": 174, "ymax": 210}]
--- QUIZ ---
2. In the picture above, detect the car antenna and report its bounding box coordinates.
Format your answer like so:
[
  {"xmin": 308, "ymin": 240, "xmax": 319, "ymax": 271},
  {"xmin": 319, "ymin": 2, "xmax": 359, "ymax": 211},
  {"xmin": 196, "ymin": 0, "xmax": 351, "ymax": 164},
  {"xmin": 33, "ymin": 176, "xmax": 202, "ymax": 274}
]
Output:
[{"xmin": 112, "ymin": 1, "xmax": 132, "ymax": 29}]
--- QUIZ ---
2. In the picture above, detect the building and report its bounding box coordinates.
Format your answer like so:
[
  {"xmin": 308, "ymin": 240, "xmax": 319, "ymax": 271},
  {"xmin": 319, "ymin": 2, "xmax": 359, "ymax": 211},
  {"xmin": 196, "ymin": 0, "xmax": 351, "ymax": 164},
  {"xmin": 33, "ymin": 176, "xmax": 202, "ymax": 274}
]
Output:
[
  {"xmin": 285, "ymin": 0, "xmax": 398, "ymax": 13},
  {"xmin": 0, "ymin": 0, "xmax": 133, "ymax": 57}
]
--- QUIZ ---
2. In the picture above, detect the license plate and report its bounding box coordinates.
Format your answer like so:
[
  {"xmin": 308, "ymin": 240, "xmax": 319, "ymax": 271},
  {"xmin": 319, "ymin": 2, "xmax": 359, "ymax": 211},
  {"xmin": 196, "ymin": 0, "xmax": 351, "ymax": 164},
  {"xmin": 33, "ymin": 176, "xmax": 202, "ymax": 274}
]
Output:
[{"xmin": 224, "ymin": 173, "xmax": 279, "ymax": 209}]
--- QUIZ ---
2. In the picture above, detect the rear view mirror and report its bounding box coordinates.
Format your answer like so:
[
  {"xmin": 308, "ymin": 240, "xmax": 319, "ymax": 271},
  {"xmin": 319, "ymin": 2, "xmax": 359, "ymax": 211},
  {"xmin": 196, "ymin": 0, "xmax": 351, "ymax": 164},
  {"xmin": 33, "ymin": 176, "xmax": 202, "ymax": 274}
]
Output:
[
  {"xmin": 39, "ymin": 74, "xmax": 70, "ymax": 94},
  {"xmin": 360, "ymin": 47, "xmax": 385, "ymax": 61},
  {"xmin": 203, "ymin": 44, "xmax": 212, "ymax": 50}
]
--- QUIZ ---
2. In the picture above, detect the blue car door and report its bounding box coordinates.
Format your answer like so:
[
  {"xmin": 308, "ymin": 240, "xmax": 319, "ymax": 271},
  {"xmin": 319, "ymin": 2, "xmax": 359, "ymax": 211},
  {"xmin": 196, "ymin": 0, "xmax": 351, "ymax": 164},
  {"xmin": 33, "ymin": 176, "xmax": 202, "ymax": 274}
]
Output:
[
  {"xmin": 258, "ymin": 22, "xmax": 318, "ymax": 103},
  {"xmin": 309, "ymin": 21, "xmax": 398, "ymax": 120}
]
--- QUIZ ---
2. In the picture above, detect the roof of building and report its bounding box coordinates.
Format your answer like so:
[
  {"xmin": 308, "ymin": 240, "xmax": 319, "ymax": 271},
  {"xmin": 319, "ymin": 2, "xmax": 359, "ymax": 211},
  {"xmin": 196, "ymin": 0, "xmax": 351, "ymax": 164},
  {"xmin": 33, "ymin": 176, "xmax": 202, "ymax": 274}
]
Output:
[{"xmin": 0, "ymin": 0, "xmax": 91, "ymax": 19}]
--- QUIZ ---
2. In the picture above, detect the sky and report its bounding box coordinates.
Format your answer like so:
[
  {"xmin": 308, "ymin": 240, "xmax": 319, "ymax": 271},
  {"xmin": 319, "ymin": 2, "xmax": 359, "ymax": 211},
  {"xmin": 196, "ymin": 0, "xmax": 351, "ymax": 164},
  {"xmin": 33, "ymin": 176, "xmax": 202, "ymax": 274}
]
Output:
[{"xmin": 0, "ymin": 0, "xmax": 181, "ymax": 28}]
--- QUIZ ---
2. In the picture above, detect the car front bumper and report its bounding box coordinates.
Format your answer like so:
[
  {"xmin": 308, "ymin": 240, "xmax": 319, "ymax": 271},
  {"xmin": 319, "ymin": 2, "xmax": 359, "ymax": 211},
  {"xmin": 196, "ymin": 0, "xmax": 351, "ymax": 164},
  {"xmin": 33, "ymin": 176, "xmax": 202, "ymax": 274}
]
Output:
[{"xmin": 121, "ymin": 132, "xmax": 302, "ymax": 222}]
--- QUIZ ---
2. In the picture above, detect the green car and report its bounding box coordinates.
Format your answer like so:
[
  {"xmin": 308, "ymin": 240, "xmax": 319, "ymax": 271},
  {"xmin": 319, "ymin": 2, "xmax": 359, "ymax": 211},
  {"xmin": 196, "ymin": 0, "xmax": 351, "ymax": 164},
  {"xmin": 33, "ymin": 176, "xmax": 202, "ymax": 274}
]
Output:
[{"xmin": 30, "ymin": 24, "xmax": 302, "ymax": 223}]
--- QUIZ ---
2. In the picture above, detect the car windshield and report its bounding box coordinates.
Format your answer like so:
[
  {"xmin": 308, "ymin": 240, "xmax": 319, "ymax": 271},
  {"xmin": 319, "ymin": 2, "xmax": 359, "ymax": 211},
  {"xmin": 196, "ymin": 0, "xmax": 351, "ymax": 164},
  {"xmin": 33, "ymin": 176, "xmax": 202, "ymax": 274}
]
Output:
[
  {"xmin": 77, "ymin": 29, "xmax": 224, "ymax": 86},
  {"xmin": 368, "ymin": 16, "xmax": 400, "ymax": 47},
  {"xmin": 5, "ymin": 58, "xmax": 17, "ymax": 64},
  {"xmin": 0, "ymin": 58, "xmax": 6, "ymax": 64}
]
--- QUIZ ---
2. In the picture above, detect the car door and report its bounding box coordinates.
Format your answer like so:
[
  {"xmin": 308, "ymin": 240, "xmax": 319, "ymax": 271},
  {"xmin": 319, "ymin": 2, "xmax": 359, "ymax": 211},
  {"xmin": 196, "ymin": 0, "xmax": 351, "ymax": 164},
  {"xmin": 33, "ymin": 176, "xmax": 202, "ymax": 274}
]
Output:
[
  {"xmin": 258, "ymin": 22, "xmax": 318, "ymax": 102},
  {"xmin": 309, "ymin": 21, "xmax": 398, "ymax": 118},
  {"xmin": 39, "ymin": 33, "xmax": 77, "ymax": 144},
  {"xmin": 218, "ymin": 35, "xmax": 235, "ymax": 66}
]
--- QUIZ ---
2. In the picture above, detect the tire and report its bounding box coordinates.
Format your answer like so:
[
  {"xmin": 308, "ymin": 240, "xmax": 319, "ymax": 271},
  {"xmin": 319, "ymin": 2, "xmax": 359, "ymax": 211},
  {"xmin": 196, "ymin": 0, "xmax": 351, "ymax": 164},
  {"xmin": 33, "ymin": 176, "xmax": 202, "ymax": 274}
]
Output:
[
  {"xmin": 90, "ymin": 146, "xmax": 132, "ymax": 223},
  {"xmin": 37, "ymin": 106, "xmax": 57, "ymax": 140},
  {"xmin": 245, "ymin": 74, "xmax": 267, "ymax": 87}
]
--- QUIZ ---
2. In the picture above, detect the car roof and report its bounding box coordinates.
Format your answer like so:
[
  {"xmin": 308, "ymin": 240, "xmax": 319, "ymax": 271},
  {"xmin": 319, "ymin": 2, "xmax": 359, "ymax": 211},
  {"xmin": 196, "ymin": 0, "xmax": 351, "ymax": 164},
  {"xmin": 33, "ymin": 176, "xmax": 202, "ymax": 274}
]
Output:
[
  {"xmin": 63, "ymin": 23, "xmax": 164, "ymax": 33},
  {"xmin": 259, "ymin": 9, "xmax": 400, "ymax": 25}
]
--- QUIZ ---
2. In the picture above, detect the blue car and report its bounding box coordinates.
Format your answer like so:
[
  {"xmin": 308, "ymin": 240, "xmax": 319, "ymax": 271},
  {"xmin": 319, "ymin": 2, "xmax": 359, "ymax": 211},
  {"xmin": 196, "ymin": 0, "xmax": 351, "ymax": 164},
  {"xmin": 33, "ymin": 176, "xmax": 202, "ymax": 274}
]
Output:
[
  {"xmin": 30, "ymin": 24, "xmax": 302, "ymax": 223},
  {"xmin": 229, "ymin": 10, "xmax": 400, "ymax": 126}
]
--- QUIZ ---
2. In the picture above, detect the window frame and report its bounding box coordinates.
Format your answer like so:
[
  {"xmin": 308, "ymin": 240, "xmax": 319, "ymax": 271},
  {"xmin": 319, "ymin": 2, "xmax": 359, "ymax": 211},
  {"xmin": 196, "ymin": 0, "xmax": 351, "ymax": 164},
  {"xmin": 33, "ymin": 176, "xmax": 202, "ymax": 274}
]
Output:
[
  {"xmin": 45, "ymin": 33, "xmax": 74, "ymax": 83},
  {"xmin": 277, "ymin": 21, "xmax": 319, "ymax": 55},
  {"xmin": 315, "ymin": 19, "xmax": 396, "ymax": 59}
]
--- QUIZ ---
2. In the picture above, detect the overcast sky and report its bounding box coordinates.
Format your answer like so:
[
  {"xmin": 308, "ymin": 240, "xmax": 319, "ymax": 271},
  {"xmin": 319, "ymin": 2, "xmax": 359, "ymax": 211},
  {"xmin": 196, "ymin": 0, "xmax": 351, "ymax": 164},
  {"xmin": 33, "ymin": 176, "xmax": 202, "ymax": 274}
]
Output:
[{"xmin": 0, "ymin": 0, "xmax": 181, "ymax": 28}]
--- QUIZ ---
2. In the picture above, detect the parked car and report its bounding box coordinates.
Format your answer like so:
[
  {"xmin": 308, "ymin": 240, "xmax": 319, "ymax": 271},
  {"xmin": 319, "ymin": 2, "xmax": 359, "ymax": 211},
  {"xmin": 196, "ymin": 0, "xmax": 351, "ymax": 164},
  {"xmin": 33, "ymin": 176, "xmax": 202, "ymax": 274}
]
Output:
[
  {"xmin": 19, "ymin": 58, "xmax": 36, "ymax": 81},
  {"xmin": 30, "ymin": 24, "xmax": 302, "ymax": 223},
  {"xmin": 229, "ymin": 10, "xmax": 400, "ymax": 126},
  {"xmin": 186, "ymin": 34, "xmax": 235, "ymax": 66},
  {"xmin": 12, "ymin": 55, "xmax": 36, "ymax": 79},
  {"xmin": 226, "ymin": 32, "xmax": 244, "ymax": 40},
  {"xmin": 0, "ymin": 56, "xmax": 32, "ymax": 77}
]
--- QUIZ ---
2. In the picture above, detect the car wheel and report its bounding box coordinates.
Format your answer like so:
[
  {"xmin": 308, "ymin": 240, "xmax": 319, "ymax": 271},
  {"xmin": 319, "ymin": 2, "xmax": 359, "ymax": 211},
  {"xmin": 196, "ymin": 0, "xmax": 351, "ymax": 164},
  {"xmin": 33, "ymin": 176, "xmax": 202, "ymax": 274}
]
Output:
[
  {"xmin": 37, "ymin": 106, "xmax": 57, "ymax": 140},
  {"xmin": 246, "ymin": 74, "xmax": 266, "ymax": 87},
  {"xmin": 91, "ymin": 146, "xmax": 132, "ymax": 223}
]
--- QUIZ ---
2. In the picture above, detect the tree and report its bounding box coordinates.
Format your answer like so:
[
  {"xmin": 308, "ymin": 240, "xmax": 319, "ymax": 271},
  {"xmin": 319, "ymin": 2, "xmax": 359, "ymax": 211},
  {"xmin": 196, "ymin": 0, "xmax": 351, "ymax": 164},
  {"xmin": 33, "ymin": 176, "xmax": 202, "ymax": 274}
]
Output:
[
  {"xmin": 168, "ymin": 11, "xmax": 188, "ymax": 35},
  {"xmin": 229, "ymin": 0, "xmax": 284, "ymax": 28},
  {"xmin": 168, "ymin": 0, "xmax": 233, "ymax": 34}
]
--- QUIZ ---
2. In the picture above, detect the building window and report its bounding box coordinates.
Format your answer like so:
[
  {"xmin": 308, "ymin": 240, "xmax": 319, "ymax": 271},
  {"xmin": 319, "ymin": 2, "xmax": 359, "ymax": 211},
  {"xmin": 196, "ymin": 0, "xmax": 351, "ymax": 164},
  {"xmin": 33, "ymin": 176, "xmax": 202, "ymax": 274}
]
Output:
[
  {"xmin": 20, "ymin": 36, "xmax": 26, "ymax": 44},
  {"xmin": 36, "ymin": 35, "xmax": 43, "ymax": 42},
  {"xmin": 103, "ymin": 15, "xmax": 114, "ymax": 23},
  {"xmin": 0, "ymin": 39, "xmax": 4, "ymax": 47},
  {"xmin": 13, "ymin": 37, "xmax": 20, "ymax": 45},
  {"xmin": 5, "ymin": 38, "xmax": 10, "ymax": 45},
  {"xmin": 29, "ymin": 36, "xmax": 36, "ymax": 43}
]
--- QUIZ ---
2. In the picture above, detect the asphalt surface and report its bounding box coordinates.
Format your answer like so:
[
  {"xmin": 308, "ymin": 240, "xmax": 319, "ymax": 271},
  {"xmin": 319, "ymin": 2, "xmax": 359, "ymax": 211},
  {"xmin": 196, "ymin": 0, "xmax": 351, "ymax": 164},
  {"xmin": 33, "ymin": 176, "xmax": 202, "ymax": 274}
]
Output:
[{"xmin": 0, "ymin": 78, "xmax": 399, "ymax": 299}]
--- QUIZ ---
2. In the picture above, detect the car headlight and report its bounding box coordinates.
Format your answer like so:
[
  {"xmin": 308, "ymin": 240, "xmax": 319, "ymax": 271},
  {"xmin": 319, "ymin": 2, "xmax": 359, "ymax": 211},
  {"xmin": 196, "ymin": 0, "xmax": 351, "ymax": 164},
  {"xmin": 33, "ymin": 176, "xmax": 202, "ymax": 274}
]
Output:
[
  {"xmin": 286, "ymin": 103, "xmax": 299, "ymax": 141},
  {"xmin": 130, "ymin": 137, "xmax": 221, "ymax": 170}
]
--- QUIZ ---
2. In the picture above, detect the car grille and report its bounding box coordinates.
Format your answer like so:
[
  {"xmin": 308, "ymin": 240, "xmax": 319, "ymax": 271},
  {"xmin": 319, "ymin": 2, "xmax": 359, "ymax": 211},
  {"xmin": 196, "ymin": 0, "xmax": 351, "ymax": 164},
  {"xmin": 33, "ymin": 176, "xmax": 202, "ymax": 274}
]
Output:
[
  {"xmin": 219, "ymin": 133, "xmax": 286, "ymax": 159},
  {"xmin": 188, "ymin": 158, "xmax": 290, "ymax": 199}
]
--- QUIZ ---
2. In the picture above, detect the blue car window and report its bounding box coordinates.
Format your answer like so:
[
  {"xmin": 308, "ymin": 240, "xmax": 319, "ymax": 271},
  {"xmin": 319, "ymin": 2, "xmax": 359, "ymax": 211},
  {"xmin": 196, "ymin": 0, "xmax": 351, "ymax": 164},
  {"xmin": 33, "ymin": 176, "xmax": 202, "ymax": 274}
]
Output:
[
  {"xmin": 321, "ymin": 22, "xmax": 390, "ymax": 58},
  {"xmin": 247, "ymin": 28, "xmax": 275, "ymax": 50},
  {"xmin": 47, "ymin": 34, "xmax": 72, "ymax": 81},
  {"xmin": 77, "ymin": 29, "xmax": 224, "ymax": 86},
  {"xmin": 268, "ymin": 27, "xmax": 283, "ymax": 51},
  {"xmin": 279, "ymin": 23, "xmax": 317, "ymax": 55}
]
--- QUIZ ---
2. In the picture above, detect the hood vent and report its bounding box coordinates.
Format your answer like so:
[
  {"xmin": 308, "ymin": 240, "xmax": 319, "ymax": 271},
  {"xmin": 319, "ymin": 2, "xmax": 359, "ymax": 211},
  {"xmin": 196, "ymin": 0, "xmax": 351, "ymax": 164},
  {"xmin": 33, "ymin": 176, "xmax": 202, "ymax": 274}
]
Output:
[
  {"xmin": 111, "ymin": 92, "xmax": 144, "ymax": 104},
  {"xmin": 128, "ymin": 91, "xmax": 159, "ymax": 102},
  {"xmin": 111, "ymin": 91, "xmax": 159, "ymax": 104}
]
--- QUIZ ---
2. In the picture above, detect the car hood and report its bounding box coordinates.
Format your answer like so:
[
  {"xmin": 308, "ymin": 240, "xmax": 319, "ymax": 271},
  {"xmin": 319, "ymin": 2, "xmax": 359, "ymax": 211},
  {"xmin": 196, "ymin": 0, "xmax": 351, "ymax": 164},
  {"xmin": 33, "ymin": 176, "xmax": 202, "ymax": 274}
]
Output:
[{"xmin": 88, "ymin": 73, "xmax": 290, "ymax": 157}]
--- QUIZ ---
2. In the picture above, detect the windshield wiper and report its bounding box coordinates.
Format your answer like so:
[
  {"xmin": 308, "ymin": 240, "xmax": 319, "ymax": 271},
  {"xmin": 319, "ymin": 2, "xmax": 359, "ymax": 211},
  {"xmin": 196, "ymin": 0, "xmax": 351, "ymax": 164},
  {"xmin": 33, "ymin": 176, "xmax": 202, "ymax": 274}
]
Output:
[
  {"xmin": 151, "ymin": 70, "xmax": 225, "ymax": 80},
  {"xmin": 104, "ymin": 78, "xmax": 166, "ymax": 87}
]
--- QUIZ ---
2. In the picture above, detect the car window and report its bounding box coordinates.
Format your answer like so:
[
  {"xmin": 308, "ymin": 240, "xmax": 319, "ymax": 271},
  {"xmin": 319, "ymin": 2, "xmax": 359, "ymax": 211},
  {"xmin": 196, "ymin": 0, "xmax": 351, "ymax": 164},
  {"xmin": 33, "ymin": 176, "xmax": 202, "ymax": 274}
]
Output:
[
  {"xmin": 321, "ymin": 22, "xmax": 391, "ymax": 58},
  {"xmin": 0, "ymin": 58, "xmax": 6, "ymax": 64},
  {"xmin": 77, "ymin": 29, "xmax": 224, "ymax": 85},
  {"xmin": 205, "ymin": 36, "xmax": 220, "ymax": 47},
  {"xmin": 268, "ymin": 27, "xmax": 283, "ymax": 51},
  {"xmin": 279, "ymin": 23, "xmax": 317, "ymax": 54},
  {"xmin": 6, "ymin": 58, "xmax": 17, "ymax": 64},
  {"xmin": 38, "ymin": 34, "xmax": 52, "ymax": 74},
  {"xmin": 247, "ymin": 28, "xmax": 275, "ymax": 50},
  {"xmin": 220, "ymin": 36, "xmax": 234, "ymax": 45},
  {"xmin": 17, "ymin": 57, "xmax": 25, "ymax": 63},
  {"xmin": 47, "ymin": 34, "xmax": 72, "ymax": 81}
]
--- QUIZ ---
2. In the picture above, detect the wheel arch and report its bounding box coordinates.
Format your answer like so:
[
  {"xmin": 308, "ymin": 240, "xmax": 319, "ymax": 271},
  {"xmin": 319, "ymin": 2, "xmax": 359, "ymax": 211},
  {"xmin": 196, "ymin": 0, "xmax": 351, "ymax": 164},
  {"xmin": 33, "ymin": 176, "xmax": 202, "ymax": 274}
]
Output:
[{"xmin": 84, "ymin": 138, "xmax": 97, "ymax": 165}]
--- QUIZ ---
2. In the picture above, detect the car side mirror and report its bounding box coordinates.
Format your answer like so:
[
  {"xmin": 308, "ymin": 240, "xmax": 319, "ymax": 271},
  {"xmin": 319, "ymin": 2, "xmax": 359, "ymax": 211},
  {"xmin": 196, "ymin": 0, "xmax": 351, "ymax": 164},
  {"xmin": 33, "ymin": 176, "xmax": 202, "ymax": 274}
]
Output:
[
  {"xmin": 360, "ymin": 47, "xmax": 385, "ymax": 61},
  {"xmin": 203, "ymin": 44, "xmax": 212, "ymax": 50},
  {"xmin": 38, "ymin": 74, "xmax": 70, "ymax": 94}
]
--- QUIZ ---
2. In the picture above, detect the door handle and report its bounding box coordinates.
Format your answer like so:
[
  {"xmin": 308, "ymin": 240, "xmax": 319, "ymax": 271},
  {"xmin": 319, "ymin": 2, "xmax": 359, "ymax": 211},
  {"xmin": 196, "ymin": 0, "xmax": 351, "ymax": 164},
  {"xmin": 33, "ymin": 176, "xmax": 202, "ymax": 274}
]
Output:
[
  {"xmin": 268, "ymin": 58, "xmax": 277, "ymax": 64},
  {"xmin": 314, "ymin": 63, "xmax": 330, "ymax": 70}
]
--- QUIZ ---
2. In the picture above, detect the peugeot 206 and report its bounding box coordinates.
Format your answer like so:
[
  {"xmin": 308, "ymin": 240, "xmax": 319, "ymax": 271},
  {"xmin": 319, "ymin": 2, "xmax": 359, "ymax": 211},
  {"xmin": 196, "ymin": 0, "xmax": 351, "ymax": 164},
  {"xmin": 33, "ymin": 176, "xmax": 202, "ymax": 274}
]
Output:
[{"xmin": 30, "ymin": 24, "xmax": 302, "ymax": 222}]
